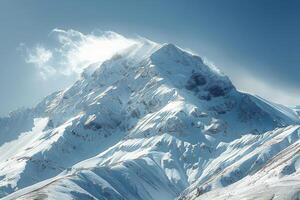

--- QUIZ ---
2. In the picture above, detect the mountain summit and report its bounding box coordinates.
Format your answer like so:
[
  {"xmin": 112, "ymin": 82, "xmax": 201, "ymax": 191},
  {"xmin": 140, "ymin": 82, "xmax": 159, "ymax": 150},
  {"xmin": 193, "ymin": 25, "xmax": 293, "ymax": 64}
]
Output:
[{"xmin": 0, "ymin": 40, "xmax": 299, "ymax": 200}]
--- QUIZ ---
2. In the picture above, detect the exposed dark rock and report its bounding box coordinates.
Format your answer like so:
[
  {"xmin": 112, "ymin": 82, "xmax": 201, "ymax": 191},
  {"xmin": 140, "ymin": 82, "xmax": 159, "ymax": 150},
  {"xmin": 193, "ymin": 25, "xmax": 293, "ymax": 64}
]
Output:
[
  {"xmin": 208, "ymin": 85, "xmax": 226, "ymax": 97},
  {"xmin": 84, "ymin": 121, "xmax": 102, "ymax": 131},
  {"xmin": 185, "ymin": 73, "xmax": 207, "ymax": 90},
  {"xmin": 281, "ymin": 164, "xmax": 296, "ymax": 175}
]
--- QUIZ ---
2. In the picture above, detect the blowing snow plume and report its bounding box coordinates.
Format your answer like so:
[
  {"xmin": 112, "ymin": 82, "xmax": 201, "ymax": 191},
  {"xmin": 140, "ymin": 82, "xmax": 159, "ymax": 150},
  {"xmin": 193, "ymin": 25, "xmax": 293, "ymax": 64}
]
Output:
[{"xmin": 22, "ymin": 29, "xmax": 138, "ymax": 79}]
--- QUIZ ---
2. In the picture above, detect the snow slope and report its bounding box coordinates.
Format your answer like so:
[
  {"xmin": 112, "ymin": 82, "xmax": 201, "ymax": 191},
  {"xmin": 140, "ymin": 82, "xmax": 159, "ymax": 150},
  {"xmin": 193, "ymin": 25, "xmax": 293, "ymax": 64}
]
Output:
[
  {"xmin": 292, "ymin": 106, "xmax": 300, "ymax": 118},
  {"xmin": 4, "ymin": 126, "xmax": 300, "ymax": 200},
  {"xmin": 0, "ymin": 39, "xmax": 299, "ymax": 199}
]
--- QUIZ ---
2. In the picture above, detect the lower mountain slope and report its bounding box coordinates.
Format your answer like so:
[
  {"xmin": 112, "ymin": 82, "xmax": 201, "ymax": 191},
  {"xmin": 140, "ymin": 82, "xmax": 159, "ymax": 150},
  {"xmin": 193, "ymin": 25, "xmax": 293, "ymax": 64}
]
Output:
[{"xmin": 3, "ymin": 125, "xmax": 300, "ymax": 200}]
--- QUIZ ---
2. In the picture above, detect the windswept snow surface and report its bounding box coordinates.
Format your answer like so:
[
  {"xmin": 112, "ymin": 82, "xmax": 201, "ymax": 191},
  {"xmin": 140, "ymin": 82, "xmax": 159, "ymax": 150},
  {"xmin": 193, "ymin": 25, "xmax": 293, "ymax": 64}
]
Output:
[{"xmin": 0, "ymin": 39, "xmax": 299, "ymax": 200}]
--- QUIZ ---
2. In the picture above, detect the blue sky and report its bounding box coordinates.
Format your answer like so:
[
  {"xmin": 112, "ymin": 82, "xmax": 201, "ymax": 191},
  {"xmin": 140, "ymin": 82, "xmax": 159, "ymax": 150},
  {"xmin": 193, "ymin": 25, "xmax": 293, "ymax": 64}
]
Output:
[{"xmin": 0, "ymin": 0, "xmax": 299, "ymax": 116}]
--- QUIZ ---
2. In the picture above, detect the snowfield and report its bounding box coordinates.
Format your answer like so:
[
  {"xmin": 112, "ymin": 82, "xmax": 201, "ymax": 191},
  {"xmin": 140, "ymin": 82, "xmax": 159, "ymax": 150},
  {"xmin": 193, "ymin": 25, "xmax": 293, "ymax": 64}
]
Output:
[{"xmin": 0, "ymin": 39, "xmax": 299, "ymax": 200}]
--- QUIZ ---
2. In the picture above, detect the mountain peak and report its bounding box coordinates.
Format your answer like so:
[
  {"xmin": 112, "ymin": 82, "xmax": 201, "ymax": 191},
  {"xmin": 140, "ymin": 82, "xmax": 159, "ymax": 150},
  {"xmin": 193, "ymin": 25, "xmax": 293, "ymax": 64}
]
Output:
[
  {"xmin": 156, "ymin": 43, "xmax": 183, "ymax": 54},
  {"xmin": 151, "ymin": 43, "xmax": 197, "ymax": 63}
]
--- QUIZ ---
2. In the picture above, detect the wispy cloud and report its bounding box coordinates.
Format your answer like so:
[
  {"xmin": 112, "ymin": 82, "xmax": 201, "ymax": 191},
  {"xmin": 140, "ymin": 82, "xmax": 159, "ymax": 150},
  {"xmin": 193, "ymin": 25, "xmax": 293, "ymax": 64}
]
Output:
[
  {"xmin": 24, "ymin": 45, "xmax": 55, "ymax": 79},
  {"xmin": 26, "ymin": 45, "xmax": 53, "ymax": 66},
  {"xmin": 21, "ymin": 29, "xmax": 137, "ymax": 79}
]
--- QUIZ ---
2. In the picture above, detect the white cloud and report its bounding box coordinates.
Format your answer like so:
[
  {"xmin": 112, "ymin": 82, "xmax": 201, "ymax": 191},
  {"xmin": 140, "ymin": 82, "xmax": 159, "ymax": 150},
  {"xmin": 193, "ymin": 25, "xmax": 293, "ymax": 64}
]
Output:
[
  {"xmin": 26, "ymin": 45, "xmax": 53, "ymax": 66},
  {"xmin": 24, "ymin": 45, "xmax": 55, "ymax": 79},
  {"xmin": 22, "ymin": 29, "xmax": 137, "ymax": 79}
]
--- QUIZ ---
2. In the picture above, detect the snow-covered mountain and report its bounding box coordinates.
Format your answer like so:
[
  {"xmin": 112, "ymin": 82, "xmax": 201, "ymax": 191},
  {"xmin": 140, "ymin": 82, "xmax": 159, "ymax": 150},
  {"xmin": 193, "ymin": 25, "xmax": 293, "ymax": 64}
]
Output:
[{"xmin": 0, "ymin": 39, "xmax": 299, "ymax": 200}]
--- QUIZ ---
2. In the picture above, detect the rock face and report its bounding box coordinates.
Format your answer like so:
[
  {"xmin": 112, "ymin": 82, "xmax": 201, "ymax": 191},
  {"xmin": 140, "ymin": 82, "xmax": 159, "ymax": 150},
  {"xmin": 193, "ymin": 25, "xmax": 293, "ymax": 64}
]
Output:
[{"xmin": 0, "ymin": 40, "xmax": 299, "ymax": 200}]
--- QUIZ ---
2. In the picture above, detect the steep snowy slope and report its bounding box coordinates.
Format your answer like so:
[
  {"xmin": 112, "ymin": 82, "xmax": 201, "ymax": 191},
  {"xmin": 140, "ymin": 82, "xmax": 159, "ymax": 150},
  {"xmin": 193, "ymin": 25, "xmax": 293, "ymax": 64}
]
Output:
[
  {"xmin": 181, "ymin": 125, "xmax": 300, "ymax": 200},
  {"xmin": 292, "ymin": 106, "xmax": 300, "ymax": 117},
  {"xmin": 0, "ymin": 39, "xmax": 299, "ymax": 199}
]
